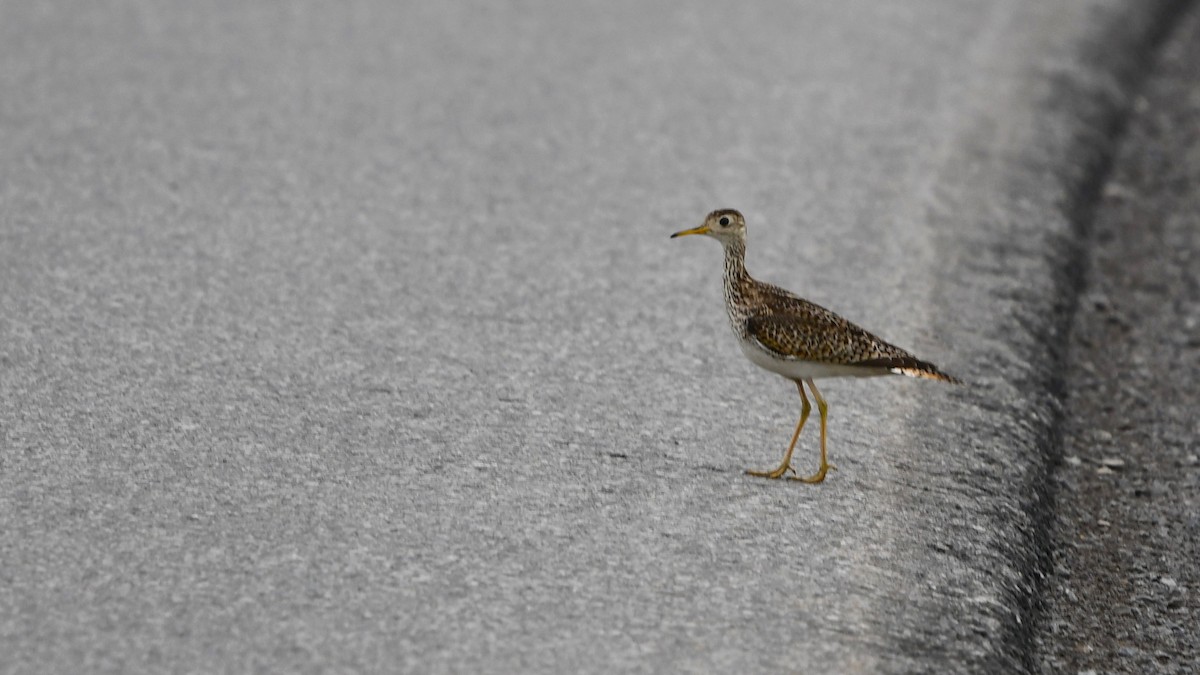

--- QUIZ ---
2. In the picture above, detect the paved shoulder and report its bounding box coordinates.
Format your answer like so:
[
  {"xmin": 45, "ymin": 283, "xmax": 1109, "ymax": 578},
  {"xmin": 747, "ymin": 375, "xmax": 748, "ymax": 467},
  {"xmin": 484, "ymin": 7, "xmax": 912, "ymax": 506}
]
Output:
[{"xmin": 1037, "ymin": 5, "xmax": 1200, "ymax": 672}]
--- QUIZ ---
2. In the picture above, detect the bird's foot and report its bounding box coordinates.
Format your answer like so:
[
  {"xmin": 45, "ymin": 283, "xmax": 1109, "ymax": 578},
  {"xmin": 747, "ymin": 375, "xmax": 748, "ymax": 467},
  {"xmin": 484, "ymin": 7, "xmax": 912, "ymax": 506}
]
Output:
[
  {"xmin": 745, "ymin": 464, "xmax": 793, "ymax": 480},
  {"xmin": 788, "ymin": 463, "xmax": 837, "ymax": 484}
]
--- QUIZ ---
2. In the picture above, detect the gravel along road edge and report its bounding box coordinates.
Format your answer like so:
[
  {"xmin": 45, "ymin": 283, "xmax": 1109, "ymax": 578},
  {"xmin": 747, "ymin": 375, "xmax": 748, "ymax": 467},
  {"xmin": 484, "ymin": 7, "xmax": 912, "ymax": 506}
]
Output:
[{"xmin": 1036, "ymin": 4, "xmax": 1200, "ymax": 673}]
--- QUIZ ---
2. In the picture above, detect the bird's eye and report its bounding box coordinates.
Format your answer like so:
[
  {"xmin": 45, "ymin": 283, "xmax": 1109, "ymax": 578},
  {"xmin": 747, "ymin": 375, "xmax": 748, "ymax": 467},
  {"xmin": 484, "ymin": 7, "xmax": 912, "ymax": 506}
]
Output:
[{"xmin": 719, "ymin": 216, "xmax": 731, "ymax": 227}]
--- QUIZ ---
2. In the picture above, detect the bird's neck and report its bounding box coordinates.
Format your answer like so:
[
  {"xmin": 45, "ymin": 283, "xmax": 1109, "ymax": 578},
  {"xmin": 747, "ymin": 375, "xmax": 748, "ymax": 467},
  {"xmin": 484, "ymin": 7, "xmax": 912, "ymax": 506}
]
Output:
[
  {"xmin": 722, "ymin": 238, "xmax": 750, "ymax": 286},
  {"xmin": 721, "ymin": 238, "xmax": 753, "ymax": 325}
]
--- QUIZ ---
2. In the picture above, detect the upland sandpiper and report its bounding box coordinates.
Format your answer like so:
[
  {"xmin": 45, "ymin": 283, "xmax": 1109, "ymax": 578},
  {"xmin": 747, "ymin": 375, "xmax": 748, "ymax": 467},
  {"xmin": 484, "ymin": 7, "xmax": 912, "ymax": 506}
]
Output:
[{"xmin": 671, "ymin": 209, "xmax": 959, "ymax": 484}]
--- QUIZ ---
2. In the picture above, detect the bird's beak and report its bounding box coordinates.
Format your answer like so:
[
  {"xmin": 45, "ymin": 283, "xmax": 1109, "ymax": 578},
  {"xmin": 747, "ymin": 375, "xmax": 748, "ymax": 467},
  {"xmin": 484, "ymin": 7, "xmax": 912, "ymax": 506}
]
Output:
[{"xmin": 670, "ymin": 225, "xmax": 710, "ymax": 239}]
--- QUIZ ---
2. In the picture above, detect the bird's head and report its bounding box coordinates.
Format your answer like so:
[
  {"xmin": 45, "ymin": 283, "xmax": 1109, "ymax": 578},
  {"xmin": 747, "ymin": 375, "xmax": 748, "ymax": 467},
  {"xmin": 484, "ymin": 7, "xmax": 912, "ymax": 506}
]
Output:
[{"xmin": 670, "ymin": 209, "xmax": 746, "ymax": 245}]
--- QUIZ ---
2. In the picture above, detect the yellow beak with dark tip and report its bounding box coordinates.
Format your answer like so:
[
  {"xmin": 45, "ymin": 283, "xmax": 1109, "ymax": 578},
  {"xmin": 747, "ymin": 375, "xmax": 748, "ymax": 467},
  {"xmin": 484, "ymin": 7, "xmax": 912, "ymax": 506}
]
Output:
[{"xmin": 670, "ymin": 225, "xmax": 710, "ymax": 239}]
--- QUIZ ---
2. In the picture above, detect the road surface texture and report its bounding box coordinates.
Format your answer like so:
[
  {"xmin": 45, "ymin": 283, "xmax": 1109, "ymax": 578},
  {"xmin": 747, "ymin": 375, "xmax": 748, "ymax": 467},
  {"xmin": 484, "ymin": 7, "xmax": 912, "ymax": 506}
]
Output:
[
  {"xmin": 1036, "ymin": 5, "xmax": 1200, "ymax": 674},
  {"xmin": 0, "ymin": 1, "xmax": 1191, "ymax": 673}
]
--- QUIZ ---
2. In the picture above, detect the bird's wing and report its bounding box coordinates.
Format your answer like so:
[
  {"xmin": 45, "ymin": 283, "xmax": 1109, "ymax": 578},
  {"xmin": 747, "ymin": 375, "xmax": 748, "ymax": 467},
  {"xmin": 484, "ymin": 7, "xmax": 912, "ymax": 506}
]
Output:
[
  {"xmin": 745, "ymin": 310, "xmax": 959, "ymax": 381},
  {"xmin": 744, "ymin": 308, "xmax": 913, "ymax": 365}
]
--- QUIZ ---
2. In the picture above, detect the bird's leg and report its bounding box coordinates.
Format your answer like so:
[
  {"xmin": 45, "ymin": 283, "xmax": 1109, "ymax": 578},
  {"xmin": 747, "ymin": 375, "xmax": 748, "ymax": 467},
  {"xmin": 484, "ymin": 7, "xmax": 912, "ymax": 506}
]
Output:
[
  {"xmin": 790, "ymin": 378, "xmax": 836, "ymax": 484},
  {"xmin": 747, "ymin": 381, "xmax": 810, "ymax": 479}
]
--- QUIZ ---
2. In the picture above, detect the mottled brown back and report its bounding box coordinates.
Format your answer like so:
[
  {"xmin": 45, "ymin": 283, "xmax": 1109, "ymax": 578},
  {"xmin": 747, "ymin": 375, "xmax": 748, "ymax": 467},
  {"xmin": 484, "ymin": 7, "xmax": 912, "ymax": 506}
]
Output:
[{"xmin": 743, "ymin": 281, "xmax": 959, "ymax": 382}]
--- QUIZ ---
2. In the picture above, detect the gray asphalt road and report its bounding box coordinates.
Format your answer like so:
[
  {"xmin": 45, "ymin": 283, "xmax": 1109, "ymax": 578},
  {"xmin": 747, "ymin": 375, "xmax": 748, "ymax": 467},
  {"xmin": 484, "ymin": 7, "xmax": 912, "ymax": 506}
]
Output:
[
  {"xmin": 1037, "ymin": 6, "xmax": 1200, "ymax": 673},
  {"xmin": 0, "ymin": 1, "xmax": 1187, "ymax": 673}
]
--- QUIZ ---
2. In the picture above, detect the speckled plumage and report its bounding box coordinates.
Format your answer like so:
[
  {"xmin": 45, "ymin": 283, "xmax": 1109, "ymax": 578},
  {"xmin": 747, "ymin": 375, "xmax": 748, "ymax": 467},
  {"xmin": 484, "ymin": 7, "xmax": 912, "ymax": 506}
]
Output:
[
  {"xmin": 670, "ymin": 208, "xmax": 960, "ymax": 484},
  {"xmin": 712, "ymin": 209, "xmax": 957, "ymax": 382}
]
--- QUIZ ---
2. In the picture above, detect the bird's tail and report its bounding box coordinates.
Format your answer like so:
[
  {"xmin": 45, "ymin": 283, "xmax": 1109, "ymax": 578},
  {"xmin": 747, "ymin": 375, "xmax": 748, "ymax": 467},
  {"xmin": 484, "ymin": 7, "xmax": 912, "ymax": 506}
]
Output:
[{"xmin": 859, "ymin": 357, "xmax": 963, "ymax": 384}]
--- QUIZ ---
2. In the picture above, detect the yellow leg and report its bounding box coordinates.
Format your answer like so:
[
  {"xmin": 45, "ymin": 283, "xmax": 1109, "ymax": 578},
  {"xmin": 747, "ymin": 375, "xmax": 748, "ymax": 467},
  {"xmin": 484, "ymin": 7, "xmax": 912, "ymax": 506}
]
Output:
[
  {"xmin": 747, "ymin": 381, "xmax": 810, "ymax": 479},
  {"xmin": 789, "ymin": 378, "xmax": 837, "ymax": 484}
]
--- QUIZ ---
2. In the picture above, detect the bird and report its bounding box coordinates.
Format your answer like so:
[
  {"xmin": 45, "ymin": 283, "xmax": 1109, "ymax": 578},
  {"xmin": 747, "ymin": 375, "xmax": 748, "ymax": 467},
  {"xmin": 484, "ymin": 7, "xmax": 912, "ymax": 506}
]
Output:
[{"xmin": 670, "ymin": 208, "xmax": 959, "ymax": 484}]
